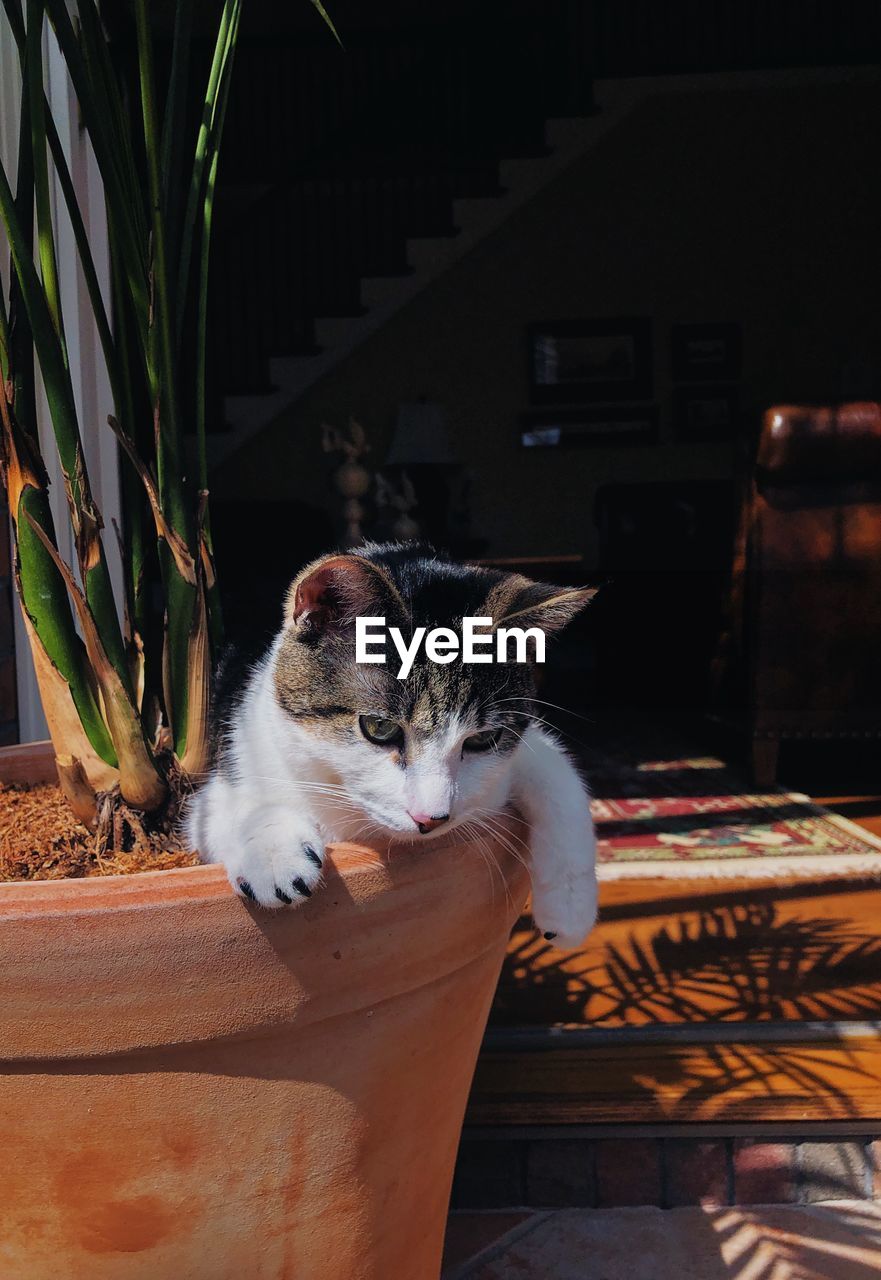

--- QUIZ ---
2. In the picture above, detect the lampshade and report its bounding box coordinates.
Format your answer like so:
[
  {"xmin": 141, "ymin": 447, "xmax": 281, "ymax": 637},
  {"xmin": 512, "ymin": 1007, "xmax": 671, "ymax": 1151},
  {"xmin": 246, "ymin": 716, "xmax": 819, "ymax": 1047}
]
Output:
[{"xmin": 386, "ymin": 401, "xmax": 456, "ymax": 465}]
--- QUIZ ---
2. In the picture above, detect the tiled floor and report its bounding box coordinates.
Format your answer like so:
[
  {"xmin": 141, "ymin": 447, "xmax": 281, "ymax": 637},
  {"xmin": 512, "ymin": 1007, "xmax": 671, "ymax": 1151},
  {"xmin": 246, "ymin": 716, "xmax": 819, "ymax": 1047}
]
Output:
[{"xmin": 443, "ymin": 1203, "xmax": 881, "ymax": 1279}]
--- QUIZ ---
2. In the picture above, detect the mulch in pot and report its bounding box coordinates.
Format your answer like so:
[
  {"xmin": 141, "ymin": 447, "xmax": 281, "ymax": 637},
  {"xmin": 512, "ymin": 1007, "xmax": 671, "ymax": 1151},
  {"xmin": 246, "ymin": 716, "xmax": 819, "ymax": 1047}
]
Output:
[{"xmin": 0, "ymin": 781, "xmax": 200, "ymax": 882}]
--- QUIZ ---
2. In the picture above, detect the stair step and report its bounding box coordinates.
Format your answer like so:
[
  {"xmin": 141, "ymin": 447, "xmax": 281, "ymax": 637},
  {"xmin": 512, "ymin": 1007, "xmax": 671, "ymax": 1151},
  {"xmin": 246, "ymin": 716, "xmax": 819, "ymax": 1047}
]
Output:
[
  {"xmin": 468, "ymin": 1022, "xmax": 881, "ymax": 1125},
  {"xmin": 361, "ymin": 275, "xmax": 411, "ymax": 308},
  {"xmin": 545, "ymin": 115, "xmax": 602, "ymax": 148},
  {"xmin": 405, "ymin": 234, "xmax": 463, "ymax": 272},
  {"xmin": 450, "ymin": 195, "xmax": 507, "ymax": 226},
  {"xmin": 220, "ymin": 355, "xmax": 318, "ymax": 439},
  {"xmin": 498, "ymin": 155, "xmax": 554, "ymax": 188},
  {"xmin": 313, "ymin": 315, "xmax": 366, "ymax": 348},
  {"xmin": 268, "ymin": 355, "xmax": 318, "ymax": 382}
]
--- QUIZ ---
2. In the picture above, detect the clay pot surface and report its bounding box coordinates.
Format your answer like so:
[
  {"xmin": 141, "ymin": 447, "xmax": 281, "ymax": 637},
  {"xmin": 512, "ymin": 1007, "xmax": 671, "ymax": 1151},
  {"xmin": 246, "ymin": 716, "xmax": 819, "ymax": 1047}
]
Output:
[{"xmin": 0, "ymin": 743, "xmax": 528, "ymax": 1280}]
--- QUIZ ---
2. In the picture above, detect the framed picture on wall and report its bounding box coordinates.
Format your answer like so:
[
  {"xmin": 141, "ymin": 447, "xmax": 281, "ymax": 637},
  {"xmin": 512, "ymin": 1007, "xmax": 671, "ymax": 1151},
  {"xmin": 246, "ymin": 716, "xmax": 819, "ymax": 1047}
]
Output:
[
  {"xmin": 520, "ymin": 405, "xmax": 659, "ymax": 448},
  {"xmin": 673, "ymin": 386, "xmax": 739, "ymax": 441},
  {"xmin": 527, "ymin": 318, "xmax": 652, "ymax": 403},
  {"xmin": 672, "ymin": 322, "xmax": 742, "ymax": 381}
]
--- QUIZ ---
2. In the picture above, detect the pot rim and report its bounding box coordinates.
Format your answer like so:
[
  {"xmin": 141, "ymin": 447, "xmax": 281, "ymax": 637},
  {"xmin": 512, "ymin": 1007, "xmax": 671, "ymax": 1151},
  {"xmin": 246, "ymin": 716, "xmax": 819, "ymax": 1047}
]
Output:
[{"xmin": 0, "ymin": 740, "xmax": 531, "ymax": 1060}]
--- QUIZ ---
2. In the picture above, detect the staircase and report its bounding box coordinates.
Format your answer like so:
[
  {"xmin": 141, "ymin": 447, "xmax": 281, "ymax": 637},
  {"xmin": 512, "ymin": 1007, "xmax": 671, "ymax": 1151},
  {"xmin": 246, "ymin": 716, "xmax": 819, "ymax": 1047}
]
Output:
[
  {"xmin": 210, "ymin": 114, "xmax": 615, "ymax": 465},
  {"xmin": 197, "ymin": 0, "xmax": 881, "ymax": 467},
  {"xmin": 201, "ymin": 1, "xmax": 596, "ymax": 463}
]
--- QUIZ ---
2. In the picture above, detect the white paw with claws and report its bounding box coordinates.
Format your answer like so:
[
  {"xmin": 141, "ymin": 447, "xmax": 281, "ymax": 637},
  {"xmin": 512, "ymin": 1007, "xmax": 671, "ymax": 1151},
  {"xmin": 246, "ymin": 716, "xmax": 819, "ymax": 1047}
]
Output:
[
  {"xmin": 224, "ymin": 807, "xmax": 326, "ymax": 909},
  {"xmin": 531, "ymin": 867, "xmax": 598, "ymax": 950}
]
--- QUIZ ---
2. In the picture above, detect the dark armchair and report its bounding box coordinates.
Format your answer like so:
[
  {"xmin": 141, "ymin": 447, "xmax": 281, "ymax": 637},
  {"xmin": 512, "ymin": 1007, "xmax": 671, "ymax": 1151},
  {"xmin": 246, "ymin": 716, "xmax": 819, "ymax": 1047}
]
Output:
[{"xmin": 716, "ymin": 402, "xmax": 881, "ymax": 785}]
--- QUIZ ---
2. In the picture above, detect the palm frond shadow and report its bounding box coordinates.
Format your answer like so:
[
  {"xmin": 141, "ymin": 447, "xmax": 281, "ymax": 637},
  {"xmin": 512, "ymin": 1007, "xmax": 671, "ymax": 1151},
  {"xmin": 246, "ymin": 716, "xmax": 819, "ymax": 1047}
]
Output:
[
  {"xmin": 492, "ymin": 900, "xmax": 881, "ymax": 1116},
  {"xmin": 598, "ymin": 904, "xmax": 881, "ymax": 1024},
  {"xmin": 496, "ymin": 901, "xmax": 881, "ymax": 1026},
  {"xmin": 709, "ymin": 1201, "xmax": 881, "ymax": 1280},
  {"xmin": 656, "ymin": 1040, "xmax": 874, "ymax": 1121}
]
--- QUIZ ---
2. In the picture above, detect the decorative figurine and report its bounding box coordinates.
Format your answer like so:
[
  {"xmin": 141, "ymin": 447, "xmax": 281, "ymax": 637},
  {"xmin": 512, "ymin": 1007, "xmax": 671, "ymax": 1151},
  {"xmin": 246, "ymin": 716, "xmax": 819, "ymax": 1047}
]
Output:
[
  {"xmin": 376, "ymin": 470, "xmax": 421, "ymax": 542},
  {"xmin": 322, "ymin": 416, "xmax": 372, "ymax": 547}
]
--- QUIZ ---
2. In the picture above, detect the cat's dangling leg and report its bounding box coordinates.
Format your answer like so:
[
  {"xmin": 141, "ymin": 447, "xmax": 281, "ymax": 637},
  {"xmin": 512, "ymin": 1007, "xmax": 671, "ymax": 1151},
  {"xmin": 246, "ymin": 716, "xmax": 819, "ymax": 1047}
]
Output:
[
  {"xmin": 512, "ymin": 725, "xmax": 598, "ymax": 949},
  {"xmin": 187, "ymin": 775, "xmax": 326, "ymax": 908}
]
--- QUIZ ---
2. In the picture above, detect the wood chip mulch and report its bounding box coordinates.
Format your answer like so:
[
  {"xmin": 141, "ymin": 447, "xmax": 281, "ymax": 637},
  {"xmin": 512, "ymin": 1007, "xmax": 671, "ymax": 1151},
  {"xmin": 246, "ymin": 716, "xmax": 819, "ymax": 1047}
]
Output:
[{"xmin": 0, "ymin": 781, "xmax": 200, "ymax": 883}]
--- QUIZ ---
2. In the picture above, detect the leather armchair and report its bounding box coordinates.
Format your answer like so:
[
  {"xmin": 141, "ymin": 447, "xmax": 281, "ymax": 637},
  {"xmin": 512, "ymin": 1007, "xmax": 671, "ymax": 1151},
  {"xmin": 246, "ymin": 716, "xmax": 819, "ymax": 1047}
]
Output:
[{"xmin": 716, "ymin": 403, "xmax": 881, "ymax": 785}]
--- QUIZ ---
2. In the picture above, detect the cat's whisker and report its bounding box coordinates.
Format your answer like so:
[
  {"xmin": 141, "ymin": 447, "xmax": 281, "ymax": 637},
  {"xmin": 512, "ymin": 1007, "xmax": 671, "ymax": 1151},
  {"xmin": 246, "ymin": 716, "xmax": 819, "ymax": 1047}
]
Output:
[
  {"xmin": 467, "ymin": 829, "xmax": 530, "ymax": 900},
  {"xmin": 460, "ymin": 820, "xmax": 499, "ymax": 891},
  {"xmin": 493, "ymin": 695, "xmax": 596, "ymax": 726},
  {"xmin": 243, "ymin": 776, "xmax": 367, "ymax": 815},
  {"xmin": 464, "ymin": 821, "xmax": 515, "ymax": 912},
  {"xmin": 509, "ymin": 713, "xmax": 595, "ymax": 753},
  {"xmin": 243, "ymin": 773, "xmax": 349, "ymax": 789},
  {"xmin": 467, "ymin": 813, "xmax": 531, "ymax": 876},
  {"xmin": 469, "ymin": 807, "xmax": 532, "ymax": 856},
  {"xmin": 468, "ymin": 803, "xmax": 528, "ymax": 838},
  {"xmin": 506, "ymin": 710, "xmax": 567, "ymax": 738},
  {"xmin": 478, "ymin": 703, "xmax": 563, "ymax": 744},
  {"xmin": 500, "ymin": 725, "xmax": 538, "ymax": 756},
  {"xmin": 459, "ymin": 820, "xmax": 503, "ymax": 908},
  {"xmin": 460, "ymin": 814, "xmax": 517, "ymax": 906},
  {"xmin": 246, "ymin": 775, "xmax": 360, "ymax": 799}
]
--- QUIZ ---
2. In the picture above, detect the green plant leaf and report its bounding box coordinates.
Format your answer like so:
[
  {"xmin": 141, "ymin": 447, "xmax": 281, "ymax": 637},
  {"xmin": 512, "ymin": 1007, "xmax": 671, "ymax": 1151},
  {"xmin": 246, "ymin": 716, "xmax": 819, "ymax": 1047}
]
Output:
[
  {"xmin": 24, "ymin": 509, "xmax": 165, "ymax": 810},
  {"xmin": 310, "ymin": 0, "xmax": 342, "ymax": 46},
  {"xmin": 16, "ymin": 486, "xmax": 117, "ymax": 764}
]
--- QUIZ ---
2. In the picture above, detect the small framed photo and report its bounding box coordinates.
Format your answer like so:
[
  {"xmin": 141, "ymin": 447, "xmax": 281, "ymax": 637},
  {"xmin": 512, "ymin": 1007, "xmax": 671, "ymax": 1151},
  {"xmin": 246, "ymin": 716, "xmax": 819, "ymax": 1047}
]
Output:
[
  {"xmin": 672, "ymin": 322, "xmax": 741, "ymax": 381},
  {"xmin": 520, "ymin": 405, "xmax": 659, "ymax": 449},
  {"xmin": 528, "ymin": 318, "xmax": 652, "ymax": 403},
  {"xmin": 673, "ymin": 386, "xmax": 739, "ymax": 441}
]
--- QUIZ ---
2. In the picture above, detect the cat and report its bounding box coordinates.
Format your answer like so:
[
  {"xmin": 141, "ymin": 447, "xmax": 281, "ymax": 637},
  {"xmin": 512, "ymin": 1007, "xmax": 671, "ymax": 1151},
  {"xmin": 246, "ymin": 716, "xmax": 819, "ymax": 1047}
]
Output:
[{"xmin": 187, "ymin": 543, "xmax": 598, "ymax": 948}]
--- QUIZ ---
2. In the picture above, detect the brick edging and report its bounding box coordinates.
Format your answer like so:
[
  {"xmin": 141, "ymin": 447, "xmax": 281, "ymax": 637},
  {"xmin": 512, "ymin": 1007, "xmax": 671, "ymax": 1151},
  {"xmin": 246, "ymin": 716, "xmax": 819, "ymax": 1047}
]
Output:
[{"xmin": 452, "ymin": 1133, "xmax": 881, "ymax": 1209}]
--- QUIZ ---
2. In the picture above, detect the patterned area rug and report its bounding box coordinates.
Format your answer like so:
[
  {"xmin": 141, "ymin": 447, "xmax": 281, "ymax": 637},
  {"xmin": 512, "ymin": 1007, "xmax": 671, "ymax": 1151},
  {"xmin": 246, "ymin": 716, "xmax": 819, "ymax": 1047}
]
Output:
[{"xmin": 590, "ymin": 756, "xmax": 881, "ymax": 881}]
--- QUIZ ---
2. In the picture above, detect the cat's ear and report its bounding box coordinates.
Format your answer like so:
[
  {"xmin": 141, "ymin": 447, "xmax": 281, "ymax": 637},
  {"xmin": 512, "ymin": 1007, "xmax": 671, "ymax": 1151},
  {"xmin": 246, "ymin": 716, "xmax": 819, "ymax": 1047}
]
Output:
[
  {"xmin": 286, "ymin": 554, "xmax": 404, "ymax": 637},
  {"xmin": 490, "ymin": 576, "xmax": 598, "ymax": 636}
]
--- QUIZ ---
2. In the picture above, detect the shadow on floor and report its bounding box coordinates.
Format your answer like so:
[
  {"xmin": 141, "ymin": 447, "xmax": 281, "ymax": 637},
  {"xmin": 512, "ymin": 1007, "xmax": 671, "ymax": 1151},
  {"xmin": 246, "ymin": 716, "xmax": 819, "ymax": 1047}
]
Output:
[
  {"xmin": 493, "ymin": 898, "xmax": 881, "ymax": 1028},
  {"xmin": 444, "ymin": 1201, "xmax": 881, "ymax": 1279}
]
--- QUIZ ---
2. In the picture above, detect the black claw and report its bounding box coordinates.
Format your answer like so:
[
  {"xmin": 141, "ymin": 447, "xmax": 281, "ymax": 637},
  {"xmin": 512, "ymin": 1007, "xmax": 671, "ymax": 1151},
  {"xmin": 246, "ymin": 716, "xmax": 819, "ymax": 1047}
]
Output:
[
  {"xmin": 292, "ymin": 876, "xmax": 312, "ymax": 898},
  {"xmin": 275, "ymin": 887, "xmax": 293, "ymax": 904},
  {"xmin": 543, "ymin": 931, "xmax": 557, "ymax": 941},
  {"xmin": 238, "ymin": 880, "xmax": 257, "ymax": 902},
  {"xmin": 303, "ymin": 845, "xmax": 323, "ymax": 868}
]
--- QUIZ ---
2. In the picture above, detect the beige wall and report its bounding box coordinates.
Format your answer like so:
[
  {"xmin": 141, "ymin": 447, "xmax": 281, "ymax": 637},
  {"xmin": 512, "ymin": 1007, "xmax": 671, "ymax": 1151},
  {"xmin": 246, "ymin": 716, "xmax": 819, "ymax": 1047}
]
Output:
[{"xmin": 213, "ymin": 78, "xmax": 881, "ymax": 566}]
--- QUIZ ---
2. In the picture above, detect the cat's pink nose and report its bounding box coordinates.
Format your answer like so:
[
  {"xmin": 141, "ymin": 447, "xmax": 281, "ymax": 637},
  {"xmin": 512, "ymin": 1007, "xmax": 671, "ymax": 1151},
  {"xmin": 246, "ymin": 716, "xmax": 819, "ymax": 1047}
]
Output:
[{"xmin": 408, "ymin": 811, "xmax": 450, "ymax": 834}]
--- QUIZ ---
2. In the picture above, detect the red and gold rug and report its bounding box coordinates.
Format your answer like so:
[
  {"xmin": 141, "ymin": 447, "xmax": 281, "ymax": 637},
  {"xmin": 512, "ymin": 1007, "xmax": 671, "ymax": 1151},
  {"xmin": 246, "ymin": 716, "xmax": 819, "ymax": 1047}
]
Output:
[{"xmin": 591, "ymin": 757, "xmax": 881, "ymax": 881}]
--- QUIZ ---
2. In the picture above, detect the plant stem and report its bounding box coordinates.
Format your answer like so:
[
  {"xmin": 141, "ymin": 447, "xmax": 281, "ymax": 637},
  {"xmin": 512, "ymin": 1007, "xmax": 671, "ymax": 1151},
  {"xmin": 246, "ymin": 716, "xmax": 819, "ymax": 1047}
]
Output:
[{"xmin": 133, "ymin": 0, "xmax": 199, "ymax": 758}]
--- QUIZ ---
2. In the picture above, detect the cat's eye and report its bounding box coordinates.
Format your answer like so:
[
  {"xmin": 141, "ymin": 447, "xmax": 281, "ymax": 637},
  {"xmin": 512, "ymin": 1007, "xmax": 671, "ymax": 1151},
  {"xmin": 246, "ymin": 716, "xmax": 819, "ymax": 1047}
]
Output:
[
  {"xmin": 359, "ymin": 714, "xmax": 404, "ymax": 747},
  {"xmin": 463, "ymin": 728, "xmax": 502, "ymax": 753}
]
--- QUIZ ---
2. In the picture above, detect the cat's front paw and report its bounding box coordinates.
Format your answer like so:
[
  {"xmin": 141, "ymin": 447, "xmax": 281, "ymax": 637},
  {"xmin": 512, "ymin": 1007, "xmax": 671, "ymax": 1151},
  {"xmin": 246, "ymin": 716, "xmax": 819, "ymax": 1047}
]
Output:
[
  {"xmin": 532, "ymin": 869, "xmax": 598, "ymax": 950},
  {"xmin": 225, "ymin": 811, "xmax": 326, "ymax": 909}
]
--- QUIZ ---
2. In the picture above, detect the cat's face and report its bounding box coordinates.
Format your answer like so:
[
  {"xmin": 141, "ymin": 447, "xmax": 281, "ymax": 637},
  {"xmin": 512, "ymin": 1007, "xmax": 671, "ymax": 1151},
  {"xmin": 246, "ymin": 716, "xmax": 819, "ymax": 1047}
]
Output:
[{"xmin": 272, "ymin": 544, "xmax": 593, "ymax": 841}]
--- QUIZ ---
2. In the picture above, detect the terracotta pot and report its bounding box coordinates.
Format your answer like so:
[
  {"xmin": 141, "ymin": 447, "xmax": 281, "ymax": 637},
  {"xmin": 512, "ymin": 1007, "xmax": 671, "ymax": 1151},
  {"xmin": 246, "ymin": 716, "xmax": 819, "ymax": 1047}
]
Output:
[{"xmin": 0, "ymin": 743, "xmax": 528, "ymax": 1280}]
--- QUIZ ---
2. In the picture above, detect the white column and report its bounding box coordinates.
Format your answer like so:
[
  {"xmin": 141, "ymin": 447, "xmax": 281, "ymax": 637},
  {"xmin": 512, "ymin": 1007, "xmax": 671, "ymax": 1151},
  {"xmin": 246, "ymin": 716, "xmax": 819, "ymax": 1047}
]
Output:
[{"xmin": 0, "ymin": 11, "xmax": 123, "ymax": 743}]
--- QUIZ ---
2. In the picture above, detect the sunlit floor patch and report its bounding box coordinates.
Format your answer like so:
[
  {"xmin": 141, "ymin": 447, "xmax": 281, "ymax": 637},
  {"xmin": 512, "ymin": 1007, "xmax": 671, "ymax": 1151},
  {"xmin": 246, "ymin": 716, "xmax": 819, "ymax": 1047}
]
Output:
[{"xmin": 444, "ymin": 1202, "xmax": 881, "ymax": 1279}]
